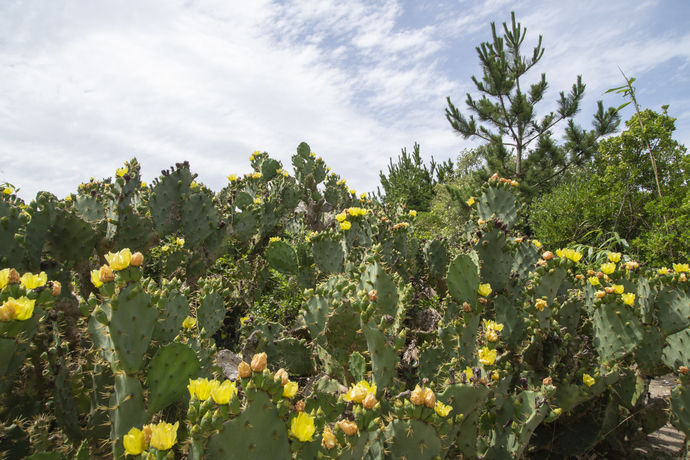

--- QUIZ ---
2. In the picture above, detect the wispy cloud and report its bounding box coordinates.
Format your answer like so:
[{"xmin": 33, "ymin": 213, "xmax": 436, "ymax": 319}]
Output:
[{"xmin": 0, "ymin": 0, "xmax": 688, "ymax": 199}]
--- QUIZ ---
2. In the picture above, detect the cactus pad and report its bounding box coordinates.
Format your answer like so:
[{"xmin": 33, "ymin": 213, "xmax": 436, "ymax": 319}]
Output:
[{"xmin": 147, "ymin": 342, "xmax": 201, "ymax": 413}]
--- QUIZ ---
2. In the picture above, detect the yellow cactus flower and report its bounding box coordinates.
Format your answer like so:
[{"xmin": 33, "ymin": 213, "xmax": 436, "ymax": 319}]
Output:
[
  {"xmin": 211, "ymin": 380, "xmax": 237, "ymax": 405},
  {"xmin": 322, "ymin": 426, "xmax": 337, "ymax": 449},
  {"xmin": 595, "ymin": 290, "xmax": 606, "ymax": 299},
  {"xmin": 588, "ymin": 277, "xmax": 600, "ymax": 286},
  {"xmin": 612, "ymin": 284, "xmax": 624, "ymax": 294},
  {"xmin": 253, "ymin": 198, "xmax": 261, "ymax": 205},
  {"xmin": 344, "ymin": 380, "xmax": 376, "ymax": 404},
  {"xmin": 291, "ymin": 412, "xmax": 316, "ymax": 442},
  {"xmin": 252, "ymin": 172, "xmax": 262, "ymax": 179},
  {"xmin": 347, "ymin": 207, "xmax": 367, "ymax": 217},
  {"xmin": 3, "ymin": 187, "xmax": 12, "ymax": 195},
  {"xmin": 140, "ymin": 181, "xmax": 147, "ymax": 188},
  {"xmin": 556, "ymin": 249, "xmax": 564, "ymax": 258},
  {"xmin": 583, "ymin": 374, "xmax": 595, "ymax": 387},
  {"xmin": 622, "ymin": 293, "xmax": 635, "ymax": 305},
  {"xmin": 360, "ymin": 193, "xmax": 367, "ymax": 199},
  {"xmin": 363, "ymin": 392, "xmax": 377, "ymax": 410},
  {"xmin": 240, "ymin": 316, "xmax": 250, "ymax": 325},
  {"xmin": 190, "ymin": 181, "xmax": 198, "ymax": 189},
  {"xmin": 600, "ymin": 263, "xmax": 616, "ymax": 275},
  {"xmin": 463, "ymin": 367, "xmax": 474, "ymax": 382},
  {"xmin": 123, "ymin": 427, "xmax": 146, "ymax": 456},
  {"xmin": 409, "ymin": 210, "xmax": 417, "ymax": 217},
  {"xmin": 116, "ymin": 166, "xmax": 128, "ymax": 177},
  {"xmin": 478, "ymin": 347, "xmax": 497, "ymax": 366},
  {"xmin": 625, "ymin": 261, "xmax": 640, "ymax": 270},
  {"xmin": 99, "ymin": 265, "xmax": 115, "ymax": 283},
  {"xmin": 269, "ymin": 237, "xmax": 281, "ymax": 242},
  {"xmin": 187, "ymin": 378, "xmax": 220, "ymax": 401},
  {"xmin": 673, "ymin": 263, "xmax": 690, "ymax": 274},
  {"xmin": 20, "ymin": 272, "xmax": 47, "ymax": 290},
  {"xmin": 491, "ymin": 372, "xmax": 500, "ymax": 381},
  {"xmin": 435, "ymin": 401, "xmax": 452, "ymax": 417},
  {"xmin": 90, "ymin": 269, "xmax": 103, "ymax": 288},
  {"xmin": 337, "ymin": 420, "xmax": 358, "ymax": 436},
  {"xmin": 335, "ymin": 213, "xmax": 347, "ymax": 222},
  {"xmin": 349, "ymin": 188, "xmax": 357, "ymax": 195},
  {"xmin": 176, "ymin": 238, "xmax": 185, "ymax": 246},
  {"xmin": 466, "ymin": 197, "xmax": 475, "ymax": 206},
  {"xmin": 535, "ymin": 299, "xmax": 547, "ymax": 311},
  {"xmin": 0, "ymin": 268, "xmax": 10, "ymax": 289},
  {"xmin": 340, "ymin": 221, "xmax": 351, "ymax": 231},
  {"xmin": 532, "ymin": 240, "xmax": 542, "ymax": 248},
  {"xmin": 564, "ymin": 249, "xmax": 582, "ymax": 262},
  {"xmin": 478, "ymin": 283, "xmax": 492, "ymax": 297},
  {"xmin": 422, "ymin": 387, "xmax": 436, "ymax": 408},
  {"xmin": 282, "ymin": 170, "xmax": 289, "ymax": 177},
  {"xmin": 105, "ymin": 248, "xmax": 132, "ymax": 271},
  {"xmin": 182, "ymin": 316, "xmax": 196, "ymax": 329},
  {"xmin": 2, "ymin": 297, "xmax": 35, "ymax": 321},
  {"xmin": 283, "ymin": 381, "xmax": 299, "ymax": 399},
  {"xmin": 483, "ymin": 319, "xmax": 504, "ymax": 343},
  {"xmin": 608, "ymin": 252, "xmax": 621, "ymax": 263},
  {"xmin": 227, "ymin": 174, "xmax": 238, "ymax": 182},
  {"xmin": 150, "ymin": 421, "xmax": 178, "ymax": 451},
  {"xmin": 249, "ymin": 155, "xmax": 255, "ymax": 162},
  {"xmin": 0, "ymin": 302, "xmax": 15, "ymax": 322}
]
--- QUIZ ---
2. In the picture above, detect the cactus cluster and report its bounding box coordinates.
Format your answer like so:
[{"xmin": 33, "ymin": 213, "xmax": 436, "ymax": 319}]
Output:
[{"xmin": 0, "ymin": 145, "xmax": 689, "ymax": 459}]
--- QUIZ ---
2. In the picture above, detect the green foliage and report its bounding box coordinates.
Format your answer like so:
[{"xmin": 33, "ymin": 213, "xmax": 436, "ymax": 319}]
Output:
[{"xmin": 378, "ymin": 142, "xmax": 454, "ymax": 212}]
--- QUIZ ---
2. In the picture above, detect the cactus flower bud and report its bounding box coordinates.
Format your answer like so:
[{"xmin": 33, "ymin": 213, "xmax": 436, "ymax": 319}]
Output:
[
  {"xmin": 51, "ymin": 281, "xmax": 61, "ymax": 297},
  {"xmin": 462, "ymin": 302, "xmax": 472, "ymax": 312},
  {"xmin": 368, "ymin": 289, "xmax": 378, "ymax": 302},
  {"xmin": 542, "ymin": 377, "xmax": 553, "ymax": 386},
  {"xmin": 275, "ymin": 368, "xmax": 289, "ymax": 386},
  {"xmin": 251, "ymin": 352, "xmax": 267, "ymax": 372},
  {"xmin": 295, "ymin": 400, "xmax": 306, "ymax": 412},
  {"xmin": 238, "ymin": 361, "xmax": 251, "ymax": 379},
  {"xmin": 8, "ymin": 269, "xmax": 20, "ymax": 285},
  {"xmin": 99, "ymin": 265, "xmax": 115, "ymax": 284},
  {"xmin": 0, "ymin": 301, "xmax": 15, "ymax": 321},
  {"xmin": 363, "ymin": 392, "xmax": 377, "ymax": 410},
  {"xmin": 604, "ymin": 286, "xmax": 615, "ymax": 294},
  {"xmin": 337, "ymin": 420, "xmax": 358, "ymax": 436},
  {"xmin": 542, "ymin": 251, "xmax": 554, "ymax": 261},
  {"xmin": 410, "ymin": 385, "xmax": 424, "ymax": 406},
  {"xmin": 595, "ymin": 290, "xmax": 606, "ymax": 299},
  {"xmin": 130, "ymin": 252, "xmax": 144, "ymax": 267},
  {"xmin": 423, "ymin": 388, "xmax": 436, "ymax": 408},
  {"xmin": 679, "ymin": 366, "xmax": 689, "ymax": 375},
  {"xmin": 322, "ymin": 426, "xmax": 337, "ymax": 449}
]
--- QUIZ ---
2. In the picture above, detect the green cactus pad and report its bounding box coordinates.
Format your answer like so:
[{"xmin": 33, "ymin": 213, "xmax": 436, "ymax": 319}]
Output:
[
  {"xmin": 338, "ymin": 430, "xmax": 385, "ymax": 460},
  {"xmin": 109, "ymin": 374, "xmax": 147, "ymax": 453},
  {"xmin": 45, "ymin": 209, "xmax": 98, "ymax": 262},
  {"xmin": 357, "ymin": 262, "xmax": 399, "ymax": 321},
  {"xmin": 113, "ymin": 211, "xmax": 156, "ymax": 254},
  {"xmin": 54, "ymin": 358, "xmax": 83, "ymax": 442},
  {"xmin": 74, "ymin": 195, "xmax": 105, "ymax": 223},
  {"xmin": 475, "ymin": 229, "xmax": 513, "ymax": 293},
  {"xmin": 325, "ymin": 301, "xmax": 365, "ymax": 356},
  {"xmin": 512, "ymin": 241, "xmax": 539, "ymax": 278},
  {"xmin": 149, "ymin": 166, "xmax": 194, "ymax": 236},
  {"xmin": 486, "ymin": 390, "xmax": 548, "ymax": 460},
  {"xmin": 87, "ymin": 308, "xmax": 117, "ymax": 365},
  {"xmin": 446, "ymin": 252, "xmax": 480, "ymax": 307},
  {"xmin": 233, "ymin": 209, "xmax": 259, "ymax": 241},
  {"xmin": 234, "ymin": 191, "xmax": 255, "ymax": 210},
  {"xmin": 662, "ymin": 328, "xmax": 690, "ymax": 371},
  {"xmin": 147, "ymin": 342, "xmax": 201, "ymax": 413},
  {"xmin": 312, "ymin": 238, "xmax": 344, "ymax": 274},
  {"xmin": 611, "ymin": 368, "xmax": 646, "ymax": 410},
  {"xmin": 423, "ymin": 240, "xmax": 448, "ymax": 279},
  {"xmin": 361, "ymin": 320, "xmax": 397, "ymax": 391},
  {"xmin": 634, "ymin": 326, "xmax": 667, "ymax": 375},
  {"xmin": 669, "ymin": 383, "xmax": 690, "ymax": 435},
  {"xmin": 152, "ymin": 292, "xmax": 190, "ymax": 343},
  {"xmin": 477, "ymin": 186, "xmax": 518, "ymax": 229},
  {"xmin": 384, "ymin": 419, "xmax": 442, "ymax": 460},
  {"xmin": 349, "ymin": 351, "xmax": 367, "ymax": 383},
  {"xmin": 654, "ymin": 286, "xmax": 690, "ymax": 335},
  {"xmin": 494, "ymin": 294, "xmax": 524, "ymax": 349},
  {"xmin": 303, "ymin": 295, "xmax": 331, "ymax": 345},
  {"xmin": 555, "ymin": 298, "xmax": 582, "ymax": 337},
  {"xmin": 108, "ymin": 284, "xmax": 156, "ymax": 374},
  {"xmin": 23, "ymin": 206, "xmax": 52, "ymax": 271},
  {"xmin": 265, "ymin": 240, "xmax": 299, "ymax": 275},
  {"xmin": 418, "ymin": 346, "xmax": 449, "ymax": 382},
  {"xmin": 281, "ymin": 186, "xmax": 302, "ymax": 209},
  {"xmin": 86, "ymin": 364, "xmax": 113, "ymax": 440},
  {"xmin": 0, "ymin": 200, "xmax": 28, "ymax": 269},
  {"xmin": 205, "ymin": 390, "xmax": 291, "ymax": 460},
  {"xmin": 593, "ymin": 303, "xmax": 644, "ymax": 362},
  {"xmin": 261, "ymin": 158, "xmax": 282, "ymax": 181},
  {"xmin": 197, "ymin": 291, "xmax": 225, "ymax": 339},
  {"xmin": 260, "ymin": 201, "xmax": 279, "ymax": 236}
]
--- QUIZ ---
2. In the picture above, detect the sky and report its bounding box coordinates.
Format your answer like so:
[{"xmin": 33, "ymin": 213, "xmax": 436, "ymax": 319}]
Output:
[{"xmin": 1, "ymin": 0, "xmax": 689, "ymax": 200}]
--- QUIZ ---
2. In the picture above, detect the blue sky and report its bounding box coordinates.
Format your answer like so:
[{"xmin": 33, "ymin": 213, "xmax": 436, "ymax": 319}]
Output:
[{"xmin": 1, "ymin": 0, "xmax": 689, "ymax": 200}]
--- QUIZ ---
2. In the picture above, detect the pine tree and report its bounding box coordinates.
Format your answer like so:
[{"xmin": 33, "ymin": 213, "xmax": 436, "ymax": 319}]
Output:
[
  {"xmin": 377, "ymin": 143, "xmax": 454, "ymax": 212},
  {"xmin": 445, "ymin": 12, "xmax": 620, "ymax": 192}
]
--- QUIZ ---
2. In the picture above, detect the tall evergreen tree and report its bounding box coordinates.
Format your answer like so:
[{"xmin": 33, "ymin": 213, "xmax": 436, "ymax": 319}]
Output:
[{"xmin": 445, "ymin": 12, "xmax": 620, "ymax": 194}]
